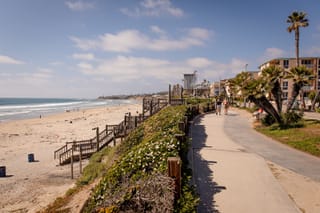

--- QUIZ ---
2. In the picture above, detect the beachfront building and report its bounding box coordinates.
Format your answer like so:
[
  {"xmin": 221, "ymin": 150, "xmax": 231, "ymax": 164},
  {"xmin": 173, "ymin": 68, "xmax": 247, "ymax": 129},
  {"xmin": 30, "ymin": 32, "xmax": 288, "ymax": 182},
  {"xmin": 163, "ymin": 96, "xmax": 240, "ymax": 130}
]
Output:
[
  {"xmin": 183, "ymin": 71, "xmax": 197, "ymax": 96},
  {"xmin": 259, "ymin": 57, "xmax": 320, "ymax": 107},
  {"xmin": 210, "ymin": 81, "xmax": 222, "ymax": 97},
  {"xmin": 172, "ymin": 84, "xmax": 183, "ymax": 98},
  {"xmin": 194, "ymin": 79, "xmax": 211, "ymax": 97}
]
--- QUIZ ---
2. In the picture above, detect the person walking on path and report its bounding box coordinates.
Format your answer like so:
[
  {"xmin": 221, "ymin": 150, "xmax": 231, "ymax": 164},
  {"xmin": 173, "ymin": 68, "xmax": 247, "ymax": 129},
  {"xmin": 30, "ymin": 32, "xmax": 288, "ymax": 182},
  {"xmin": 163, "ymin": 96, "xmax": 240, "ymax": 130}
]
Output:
[
  {"xmin": 215, "ymin": 99, "xmax": 222, "ymax": 115},
  {"xmin": 223, "ymin": 99, "xmax": 229, "ymax": 115}
]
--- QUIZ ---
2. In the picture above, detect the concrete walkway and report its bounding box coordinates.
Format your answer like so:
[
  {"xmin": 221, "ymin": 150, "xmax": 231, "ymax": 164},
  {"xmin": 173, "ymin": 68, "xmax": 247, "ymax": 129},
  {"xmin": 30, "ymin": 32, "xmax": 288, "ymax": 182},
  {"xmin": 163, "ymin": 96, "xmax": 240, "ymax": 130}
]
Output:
[
  {"xmin": 224, "ymin": 109, "xmax": 320, "ymax": 182},
  {"xmin": 191, "ymin": 111, "xmax": 301, "ymax": 213}
]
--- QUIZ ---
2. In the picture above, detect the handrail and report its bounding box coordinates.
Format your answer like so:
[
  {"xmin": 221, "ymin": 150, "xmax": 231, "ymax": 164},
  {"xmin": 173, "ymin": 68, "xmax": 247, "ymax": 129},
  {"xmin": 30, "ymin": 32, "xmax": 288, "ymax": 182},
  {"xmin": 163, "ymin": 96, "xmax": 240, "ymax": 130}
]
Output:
[{"xmin": 54, "ymin": 97, "xmax": 180, "ymax": 165}]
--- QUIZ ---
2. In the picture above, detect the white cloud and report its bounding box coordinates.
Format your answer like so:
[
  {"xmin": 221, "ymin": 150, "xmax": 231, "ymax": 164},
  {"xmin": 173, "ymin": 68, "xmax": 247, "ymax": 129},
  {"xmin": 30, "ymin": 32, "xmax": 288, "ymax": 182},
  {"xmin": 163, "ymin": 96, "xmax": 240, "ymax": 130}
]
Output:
[
  {"xmin": 120, "ymin": 0, "xmax": 184, "ymax": 17},
  {"xmin": 70, "ymin": 27, "xmax": 211, "ymax": 53},
  {"xmin": 72, "ymin": 53, "xmax": 95, "ymax": 60},
  {"xmin": 150, "ymin": 25, "xmax": 167, "ymax": 38},
  {"xmin": 77, "ymin": 62, "xmax": 93, "ymax": 70},
  {"xmin": 0, "ymin": 55, "xmax": 24, "ymax": 65},
  {"xmin": 259, "ymin": 47, "xmax": 287, "ymax": 63},
  {"xmin": 65, "ymin": 1, "xmax": 95, "ymax": 11},
  {"xmin": 187, "ymin": 57, "xmax": 212, "ymax": 68},
  {"xmin": 49, "ymin": 61, "xmax": 64, "ymax": 66},
  {"xmin": 70, "ymin": 36, "xmax": 98, "ymax": 50},
  {"xmin": 76, "ymin": 55, "xmax": 246, "ymax": 84},
  {"xmin": 187, "ymin": 28, "xmax": 211, "ymax": 40},
  {"xmin": 99, "ymin": 30, "xmax": 149, "ymax": 52}
]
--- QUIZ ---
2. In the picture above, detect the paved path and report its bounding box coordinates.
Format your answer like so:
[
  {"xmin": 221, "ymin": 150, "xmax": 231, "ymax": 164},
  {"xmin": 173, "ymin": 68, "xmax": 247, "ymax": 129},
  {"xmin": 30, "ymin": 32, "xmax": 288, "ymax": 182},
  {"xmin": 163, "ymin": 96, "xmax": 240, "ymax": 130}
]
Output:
[
  {"xmin": 224, "ymin": 109, "xmax": 320, "ymax": 182},
  {"xmin": 190, "ymin": 109, "xmax": 319, "ymax": 213}
]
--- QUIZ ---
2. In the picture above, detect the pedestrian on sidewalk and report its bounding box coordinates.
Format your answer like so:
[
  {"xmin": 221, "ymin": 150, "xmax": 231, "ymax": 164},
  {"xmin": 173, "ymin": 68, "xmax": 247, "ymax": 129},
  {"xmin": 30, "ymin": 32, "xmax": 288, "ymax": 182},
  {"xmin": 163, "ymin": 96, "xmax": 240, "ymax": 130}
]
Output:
[
  {"xmin": 216, "ymin": 99, "xmax": 222, "ymax": 115},
  {"xmin": 223, "ymin": 99, "xmax": 229, "ymax": 115}
]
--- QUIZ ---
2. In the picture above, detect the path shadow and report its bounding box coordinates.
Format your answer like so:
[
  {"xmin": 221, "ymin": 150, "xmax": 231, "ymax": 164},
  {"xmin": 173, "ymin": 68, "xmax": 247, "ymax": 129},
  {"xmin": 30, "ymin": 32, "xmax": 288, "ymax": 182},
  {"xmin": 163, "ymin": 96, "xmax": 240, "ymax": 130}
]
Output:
[{"xmin": 190, "ymin": 115, "xmax": 226, "ymax": 213}]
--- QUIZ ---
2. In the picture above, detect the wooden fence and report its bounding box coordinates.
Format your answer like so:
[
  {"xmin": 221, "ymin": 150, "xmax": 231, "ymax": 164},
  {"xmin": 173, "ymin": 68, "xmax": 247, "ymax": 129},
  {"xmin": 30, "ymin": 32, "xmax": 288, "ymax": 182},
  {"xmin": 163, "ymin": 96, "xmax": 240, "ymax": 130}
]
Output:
[{"xmin": 54, "ymin": 97, "xmax": 184, "ymax": 166}]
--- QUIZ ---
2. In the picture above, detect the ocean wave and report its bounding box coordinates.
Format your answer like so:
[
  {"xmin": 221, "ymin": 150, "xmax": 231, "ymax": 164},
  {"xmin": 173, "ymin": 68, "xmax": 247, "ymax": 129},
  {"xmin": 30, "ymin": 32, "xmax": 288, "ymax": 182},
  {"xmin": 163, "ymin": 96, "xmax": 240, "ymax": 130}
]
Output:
[
  {"xmin": 0, "ymin": 110, "xmax": 31, "ymax": 117},
  {"xmin": 0, "ymin": 98, "xmax": 137, "ymax": 122},
  {"xmin": 0, "ymin": 101, "xmax": 85, "ymax": 110}
]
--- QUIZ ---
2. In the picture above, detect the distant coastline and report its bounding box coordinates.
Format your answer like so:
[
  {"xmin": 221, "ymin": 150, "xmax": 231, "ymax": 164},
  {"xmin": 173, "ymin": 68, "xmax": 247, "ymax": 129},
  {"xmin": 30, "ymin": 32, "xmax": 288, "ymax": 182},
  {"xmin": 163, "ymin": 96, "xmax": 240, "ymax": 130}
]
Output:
[
  {"xmin": 0, "ymin": 97, "xmax": 138, "ymax": 122},
  {"xmin": 98, "ymin": 91, "xmax": 168, "ymax": 100}
]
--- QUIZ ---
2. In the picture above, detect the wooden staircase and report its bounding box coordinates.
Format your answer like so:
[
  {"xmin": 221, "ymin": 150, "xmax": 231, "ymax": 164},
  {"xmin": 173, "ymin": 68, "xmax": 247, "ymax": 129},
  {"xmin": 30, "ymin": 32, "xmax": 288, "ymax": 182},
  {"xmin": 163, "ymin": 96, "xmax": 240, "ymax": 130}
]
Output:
[{"xmin": 54, "ymin": 97, "xmax": 176, "ymax": 165}]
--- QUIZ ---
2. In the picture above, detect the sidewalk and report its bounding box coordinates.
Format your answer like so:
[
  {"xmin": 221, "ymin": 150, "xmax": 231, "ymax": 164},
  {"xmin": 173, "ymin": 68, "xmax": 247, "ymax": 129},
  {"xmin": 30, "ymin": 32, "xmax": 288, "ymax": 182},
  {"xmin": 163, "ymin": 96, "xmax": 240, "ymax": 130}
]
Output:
[{"xmin": 190, "ymin": 111, "xmax": 300, "ymax": 213}]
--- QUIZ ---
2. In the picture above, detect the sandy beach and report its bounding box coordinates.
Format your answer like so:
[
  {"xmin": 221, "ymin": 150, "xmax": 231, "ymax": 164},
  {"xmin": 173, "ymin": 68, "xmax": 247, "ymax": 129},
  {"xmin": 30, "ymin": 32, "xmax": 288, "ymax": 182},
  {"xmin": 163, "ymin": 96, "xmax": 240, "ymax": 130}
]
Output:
[{"xmin": 0, "ymin": 103, "xmax": 141, "ymax": 212}]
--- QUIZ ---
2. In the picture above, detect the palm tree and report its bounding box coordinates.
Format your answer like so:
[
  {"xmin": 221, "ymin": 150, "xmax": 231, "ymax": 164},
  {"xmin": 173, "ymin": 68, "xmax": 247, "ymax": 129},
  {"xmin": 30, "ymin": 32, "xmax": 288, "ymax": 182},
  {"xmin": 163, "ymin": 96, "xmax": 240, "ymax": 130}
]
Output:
[
  {"xmin": 261, "ymin": 65, "xmax": 284, "ymax": 114},
  {"xmin": 287, "ymin": 11, "xmax": 309, "ymax": 66},
  {"xmin": 242, "ymin": 77, "xmax": 283, "ymax": 124},
  {"xmin": 232, "ymin": 71, "xmax": 252, "ymax": 107},
  {"xmin": 285, "ymin": 66, "xmax": 313, "ymax": 112}
]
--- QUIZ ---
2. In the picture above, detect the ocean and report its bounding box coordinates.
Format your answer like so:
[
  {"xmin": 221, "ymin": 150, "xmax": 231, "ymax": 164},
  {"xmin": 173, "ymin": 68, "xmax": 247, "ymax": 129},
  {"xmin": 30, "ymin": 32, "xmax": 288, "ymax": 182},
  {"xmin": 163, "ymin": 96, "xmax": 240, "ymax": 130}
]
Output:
[{"xmin": 0, "ymin": 98, "xmax": 138, "ymax": 122}]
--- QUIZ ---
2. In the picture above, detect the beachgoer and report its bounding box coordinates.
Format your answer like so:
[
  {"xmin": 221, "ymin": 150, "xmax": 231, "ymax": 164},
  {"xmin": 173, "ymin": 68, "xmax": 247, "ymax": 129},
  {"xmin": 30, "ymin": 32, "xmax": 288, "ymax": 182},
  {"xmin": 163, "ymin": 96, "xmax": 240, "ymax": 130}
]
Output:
[
  {"xmin": 223, "ymin": 100, "xmax": 229, "ymax": 115},
  {"xmin": 216, "ymin": 99, "xmax": 222, "ymax": 115}
]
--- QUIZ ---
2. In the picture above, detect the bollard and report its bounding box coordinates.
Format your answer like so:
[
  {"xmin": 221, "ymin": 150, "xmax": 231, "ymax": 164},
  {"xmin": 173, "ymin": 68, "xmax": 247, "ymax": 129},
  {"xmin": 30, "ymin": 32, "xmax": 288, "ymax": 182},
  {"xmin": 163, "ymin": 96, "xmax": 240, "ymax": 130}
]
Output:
[
  {"xmin": 0, "ymin": 166, "xmax": 6, "ymax": 177},
  {"xmin": 28, "ymin": 153, "xmax": 34, "ymax": 162},
  {"xmin": 167, "ymin": 157, "xmax": 181, "ymax": 199}
]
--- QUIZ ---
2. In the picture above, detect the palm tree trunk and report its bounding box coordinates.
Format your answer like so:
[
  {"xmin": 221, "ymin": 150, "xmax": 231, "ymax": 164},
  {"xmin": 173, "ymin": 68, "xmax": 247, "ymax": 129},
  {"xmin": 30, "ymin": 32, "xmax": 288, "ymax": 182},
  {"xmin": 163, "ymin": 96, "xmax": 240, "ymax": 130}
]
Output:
[
  {"xmin": 271, "ymin": 81, "xmax": 282, "ymax": 113},
  {"xmin": 311, "ymin": 91, "xmax": 320, "ymax": 110},
  {"xmin": 300, "ymin": 90, "xmax": 306, "ymax": 110},
  {"xmin": 287, "ymin": 83, "xmax": 302, "ymax": 112},
  {"xmin": 295, "ymin": 29, "xmax": 300, "ymax": 66},
  {"xmin": 248, "ymin": 95, "xmax": 283, "ymax": 124}
]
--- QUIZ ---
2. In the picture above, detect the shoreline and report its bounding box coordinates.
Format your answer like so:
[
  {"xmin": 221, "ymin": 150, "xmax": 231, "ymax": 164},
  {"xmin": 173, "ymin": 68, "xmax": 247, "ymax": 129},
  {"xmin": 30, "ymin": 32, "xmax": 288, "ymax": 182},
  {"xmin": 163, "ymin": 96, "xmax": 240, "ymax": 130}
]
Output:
[
  {"xmin": 0, "ymin": 98, "xmax": 140, "ymax": 123},
  {"xmin": 0, "ymin": 103, "xmax": 141, "ymax": 212}
]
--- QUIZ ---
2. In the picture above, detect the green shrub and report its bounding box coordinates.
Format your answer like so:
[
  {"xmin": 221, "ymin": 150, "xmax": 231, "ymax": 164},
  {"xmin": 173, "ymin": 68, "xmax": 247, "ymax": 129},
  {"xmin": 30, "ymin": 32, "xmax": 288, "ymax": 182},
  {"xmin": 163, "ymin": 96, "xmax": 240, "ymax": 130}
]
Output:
[
  {"xmin": 282, "ymin": 111, "xmax": 303, "ymax": 125},
  {"xmin": 82, "ymin": 105, "xmax": 198, "ymax": 212},
  {"xmin": 261, "ymin": 114, "xmax": 276, "ymax": 126}
]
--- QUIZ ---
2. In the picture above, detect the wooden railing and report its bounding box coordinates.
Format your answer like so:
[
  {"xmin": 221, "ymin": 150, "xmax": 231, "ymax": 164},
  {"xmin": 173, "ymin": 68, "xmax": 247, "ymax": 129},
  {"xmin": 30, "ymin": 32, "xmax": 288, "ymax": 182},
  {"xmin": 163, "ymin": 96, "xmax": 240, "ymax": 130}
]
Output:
[{"xmin": 54, "ymin": 97, "xmax": 182, "ymax": 166}]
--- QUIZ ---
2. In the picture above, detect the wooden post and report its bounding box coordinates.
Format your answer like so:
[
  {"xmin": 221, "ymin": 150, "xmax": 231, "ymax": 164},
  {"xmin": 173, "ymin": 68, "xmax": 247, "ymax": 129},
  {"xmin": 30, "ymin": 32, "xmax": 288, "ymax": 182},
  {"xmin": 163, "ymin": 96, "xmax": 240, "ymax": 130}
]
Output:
[
  {"xmin": 150, "ymin": 101, "xmax": 153, "ymax": 116},
  {"xmin": 92, "ymin": 127, "xmax": 99, "ymax": 151},
  {"xmin": 79, "ymin": 144, "xmax": 83, "ymax": 174},
  {"xmin": 128, "ymin": 112, "xmax": 132, "ymax": 130},
  {"xmin": 124, "ymin": 122, "xmax": 127, "ymax": 137},
  {"xmin": 184, "ymin": 116, "xmax": 189, "ymax": 135},
  {"xmin": 178, "ymin": 122, "xmax": 185, "ymax": 133},
  {"xmin": 134, "ymin": 116, "xmax": 138, "ymax": 128},
  {"xmin": 168, "ymin": 84, "xmax": 172, "ymax": 105},
  {"xmin": 71, "ymin": 142, "xmax": 75, "ymax": 179},
  {"xmin": 113, "ymin": 127, "xmax": 116, "ymax": 146},
  {"xmin": 105, "ymin": 124, "xmax": 108, "ymax": 133},
  {"xmin": 167, "ymin": 157, "xmax": 181, "ymax": 199},
  {"xmin": 142, "ymin": 97, "xmax": 145, "ymax": 116}
]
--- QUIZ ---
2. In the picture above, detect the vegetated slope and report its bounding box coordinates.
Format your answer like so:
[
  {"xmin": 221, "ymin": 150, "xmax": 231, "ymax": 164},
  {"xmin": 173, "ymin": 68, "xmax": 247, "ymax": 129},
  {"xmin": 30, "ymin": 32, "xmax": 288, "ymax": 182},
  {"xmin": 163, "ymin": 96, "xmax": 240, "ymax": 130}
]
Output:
[{"xmin": 83, "ymin": 105, "xmax": 198, "ymax": 212}]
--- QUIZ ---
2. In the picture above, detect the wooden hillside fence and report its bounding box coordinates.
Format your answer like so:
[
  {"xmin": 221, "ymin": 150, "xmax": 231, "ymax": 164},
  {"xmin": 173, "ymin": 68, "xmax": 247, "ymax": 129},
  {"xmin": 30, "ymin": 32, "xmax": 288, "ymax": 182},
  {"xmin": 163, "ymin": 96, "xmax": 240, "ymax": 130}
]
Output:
[{"xmin": 54, "ymin": 97, "xmax": 185, "ymax": 167}]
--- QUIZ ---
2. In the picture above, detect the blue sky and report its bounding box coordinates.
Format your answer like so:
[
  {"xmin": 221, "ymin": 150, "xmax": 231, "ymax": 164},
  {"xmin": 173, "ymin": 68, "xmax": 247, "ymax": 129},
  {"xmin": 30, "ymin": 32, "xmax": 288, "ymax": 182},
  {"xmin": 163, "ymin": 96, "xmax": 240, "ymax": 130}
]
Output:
[{"xmin": 0, "ymin": 0, "xmax": 319, "ymax": 98}]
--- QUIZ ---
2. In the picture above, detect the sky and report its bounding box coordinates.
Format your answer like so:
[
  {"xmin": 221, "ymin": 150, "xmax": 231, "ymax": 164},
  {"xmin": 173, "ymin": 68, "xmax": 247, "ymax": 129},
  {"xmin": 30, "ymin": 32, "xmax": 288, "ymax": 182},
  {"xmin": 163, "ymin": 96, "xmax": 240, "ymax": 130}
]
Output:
[{"xmin": 0, "ymin": 0, "xmax": 320, "ymax": 98}]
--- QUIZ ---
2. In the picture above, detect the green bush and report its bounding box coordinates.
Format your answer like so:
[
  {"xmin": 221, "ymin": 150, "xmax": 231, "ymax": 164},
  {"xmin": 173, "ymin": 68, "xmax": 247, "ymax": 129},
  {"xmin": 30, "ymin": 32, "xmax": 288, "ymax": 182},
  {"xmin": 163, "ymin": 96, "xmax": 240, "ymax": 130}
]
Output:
[
  {"xmin": 82, "ymin": 105, "xmax": 198, "ymax": 212},
  {"xmin": 282, "ymin": 111, "xmax": 303, "ymax": 125},
  {"xmin": 261, "ymin": 114, "xmax": 276, "ymax": 126}
]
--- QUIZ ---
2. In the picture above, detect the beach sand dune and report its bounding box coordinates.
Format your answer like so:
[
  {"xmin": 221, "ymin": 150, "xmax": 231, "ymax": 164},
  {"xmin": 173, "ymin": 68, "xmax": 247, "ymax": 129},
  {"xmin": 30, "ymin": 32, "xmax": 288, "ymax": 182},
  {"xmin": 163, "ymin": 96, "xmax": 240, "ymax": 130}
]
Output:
[{"xmin": 0, "ymin": 103, "xmax": 141, "ymax": 212}]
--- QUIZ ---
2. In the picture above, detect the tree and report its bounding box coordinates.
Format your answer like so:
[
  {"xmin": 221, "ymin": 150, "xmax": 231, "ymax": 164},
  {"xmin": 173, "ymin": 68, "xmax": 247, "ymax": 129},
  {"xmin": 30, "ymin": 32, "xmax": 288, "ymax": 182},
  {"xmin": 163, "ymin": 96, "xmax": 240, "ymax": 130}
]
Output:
[
  {"xmin": 287, "ymin": 11, "xmax": 309, "ymax": 66},
  {"xmin": 285, "ymin": 66, "xmax": 313, "ymax": 112},
  {"xmin": 231, "ymin": 71, "xmax": 284, "ymax": 124},
  {"xmin": 231, "ymin": 71, "xmax": 252, "ymax": 107},
  {"xmin": 260, "ymin": 65, "xmax": 284, "ymax": 114},
  {"xmin": 243, "ymin": 77, "xmax": 283, "ymax": 124}
]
